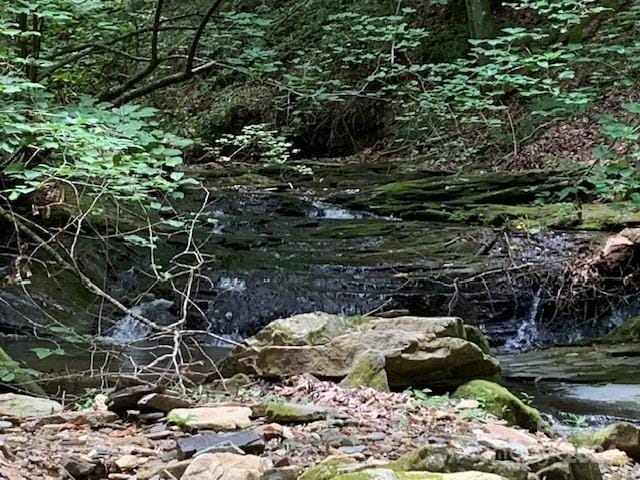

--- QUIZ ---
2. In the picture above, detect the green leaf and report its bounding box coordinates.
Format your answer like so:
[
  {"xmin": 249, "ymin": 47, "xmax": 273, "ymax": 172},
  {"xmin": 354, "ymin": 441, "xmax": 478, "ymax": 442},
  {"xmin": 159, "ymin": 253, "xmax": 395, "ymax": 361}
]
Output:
[{"xmin": 31, "ymin": 347, "xmax": 65, "ymax": 360}]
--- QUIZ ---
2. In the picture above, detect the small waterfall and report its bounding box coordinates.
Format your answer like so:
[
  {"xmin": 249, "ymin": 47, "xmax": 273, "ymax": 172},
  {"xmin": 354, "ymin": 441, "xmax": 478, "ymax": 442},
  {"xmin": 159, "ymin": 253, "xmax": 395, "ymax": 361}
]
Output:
[
  {"xmin": 103, "ymin": 299, "xmax": 174, "ymax": 343},
  {"xmin": 308, "ymin": 200, "xmax": 364, "ymax": 220},
  {"xmin": 505, "ymin": 290, "xmax": 541, "ymax": 350}
]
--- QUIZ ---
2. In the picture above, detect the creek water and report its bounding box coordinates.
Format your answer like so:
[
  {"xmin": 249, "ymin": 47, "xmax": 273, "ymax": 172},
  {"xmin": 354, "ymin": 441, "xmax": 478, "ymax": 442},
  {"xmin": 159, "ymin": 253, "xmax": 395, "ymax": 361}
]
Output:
[{"xmin": 0, "ymin": 167, "xmax": 638, "ymax": 426}]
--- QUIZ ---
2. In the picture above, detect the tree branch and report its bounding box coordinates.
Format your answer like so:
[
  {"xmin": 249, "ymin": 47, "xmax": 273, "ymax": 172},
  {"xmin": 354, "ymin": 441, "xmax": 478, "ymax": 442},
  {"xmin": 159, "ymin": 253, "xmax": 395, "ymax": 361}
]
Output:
[
  {"xmin": 99, "ymin": 0, "xmax": 166, "ymax": 102},
  {"xmin": 108, "ymin": 0, "xmax": 225, "ymax": 106}
]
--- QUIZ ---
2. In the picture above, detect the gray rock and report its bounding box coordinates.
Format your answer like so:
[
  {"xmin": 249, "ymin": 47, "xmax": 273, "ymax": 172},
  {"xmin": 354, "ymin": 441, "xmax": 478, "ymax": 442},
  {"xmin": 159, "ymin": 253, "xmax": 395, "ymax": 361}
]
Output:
[
  {"xmin": 62, "ymin": 455, "xmax": 107, "ymax": 479},
  {"xmin": 138, "ymin": 393, "xmax": 192, "ymax": 413},
  {"xmin": 536, "ymin": 462, "xmax": 572, "ymax": 480},
  {"xmin": 0, "ymin": 393, "xmax": 62, "ymax": 419},
  {"xmin": 107, "ymin": 385, "xmax": 162, "ymax": 413},
  {"xmin": 177, "ymin": 430, "xmax": 265, "ymax": 459}
]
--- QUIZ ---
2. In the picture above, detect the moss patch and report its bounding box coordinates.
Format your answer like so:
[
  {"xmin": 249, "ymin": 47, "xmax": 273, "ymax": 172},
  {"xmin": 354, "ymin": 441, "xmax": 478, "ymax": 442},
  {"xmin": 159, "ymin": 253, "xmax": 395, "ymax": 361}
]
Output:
[
  {"xmin": 464, "ymin": 326, "xmax": 491, "ymax": 354},
  {"xmin": 332, "ymin": 469, "xmax": 510, "ymax": 480},
  {"xmin": 390, "ymin": 445, "xmax": 527, "ymax": 480},
  {"xmin": 453, "ymin": 380, "xmax": 549, "ymax": 433},
  {"xmin": 341, "ymin": 353, "xmax": 390, "ymax": 392},
  {"xmin": 298, "ymin": 456, "xmax": 360, "ymax": 480},
  {"xmin": 264, "ymin": 401, "xmax": 328, "ymax": 423},
  {"xmin": 602, "ymin": 316, "xmax": 640, "ymax": 343}
]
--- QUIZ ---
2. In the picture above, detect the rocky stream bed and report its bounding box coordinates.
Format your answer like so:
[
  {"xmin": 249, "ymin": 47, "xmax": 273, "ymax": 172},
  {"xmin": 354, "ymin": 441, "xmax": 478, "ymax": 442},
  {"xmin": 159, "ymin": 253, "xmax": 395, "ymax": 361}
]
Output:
[{"xmin": 2, "ymin": 312, "xmax": 640, "ymax": 480}]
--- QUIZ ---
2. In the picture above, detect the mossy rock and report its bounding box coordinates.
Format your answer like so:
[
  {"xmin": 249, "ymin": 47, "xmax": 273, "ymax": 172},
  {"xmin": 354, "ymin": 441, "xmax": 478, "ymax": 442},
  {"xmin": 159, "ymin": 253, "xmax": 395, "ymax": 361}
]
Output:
[
  {"xmin": 333, "ymin": 468, "xmax": 508, "ymax": 480},
  {"xmin": 464, "ymin": 326, "xmax": 491, "ymax": 354},
  {"xmin": 391, "ymin": 445, "xmax": 528, "ymax": 480},
  {"xmin": 298, "ymin": 456, "xmax": 361, "ymax": 480},
  {"xmin": 248, "ymin": 312, "xmax": 352, "ymax": 347},
  {"xmin": 572, "ymin": 422, "xmax": 640, "ymax": 460},
  {"xmin": 264, "ymin": 401, "xmax": 328, "ymax": 423},
  {"xmin": 453, "ymin": 380, "xmax": 549, "ymax": 433},
  {"xmin": 340, "ymin": 352, "xmax": 390, "ymax": 392}
]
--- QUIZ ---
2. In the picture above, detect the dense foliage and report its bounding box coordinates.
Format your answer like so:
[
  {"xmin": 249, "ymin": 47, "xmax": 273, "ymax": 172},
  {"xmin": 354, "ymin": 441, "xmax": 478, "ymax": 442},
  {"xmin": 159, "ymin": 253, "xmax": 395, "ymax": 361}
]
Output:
[{"xmin": 2, "ymin": 0, "xmax": 640, "ymax": 355}]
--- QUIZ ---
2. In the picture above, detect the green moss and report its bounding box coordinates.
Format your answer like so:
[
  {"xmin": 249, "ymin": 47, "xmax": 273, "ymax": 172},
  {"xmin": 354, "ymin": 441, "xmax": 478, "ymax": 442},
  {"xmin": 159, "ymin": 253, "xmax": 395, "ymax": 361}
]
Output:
[
  {"xmin": 453, "ymin": 380, "xmax": 549, "ymax": 433},
  {"xmin": 464, "ymin": 326, "xmax": 491, "ymax": 354},
  {"xmin": 332, "ymin": 470, "xmax": 510, "ymax": 480},
  {"xmin": 298, "ymin": 456, "xmax": 360, "ymax": 480},
  {"xmin": 390, "ymin": 445, "xmax": 527, "ymax": 480},
  {"xmin": 341, "ymin": 353, "xmax": 390, "ymax": 392},
  {"xmin": 579, "ymin": 203, "xmax": 640, "ymax": 230},
  {"xmin": 264, "ymin": 401, "xmax": 327, "ymax": 423},
  {"xmin": 602, "ymin": 316, "xmax": 640, "ymax": 343}
]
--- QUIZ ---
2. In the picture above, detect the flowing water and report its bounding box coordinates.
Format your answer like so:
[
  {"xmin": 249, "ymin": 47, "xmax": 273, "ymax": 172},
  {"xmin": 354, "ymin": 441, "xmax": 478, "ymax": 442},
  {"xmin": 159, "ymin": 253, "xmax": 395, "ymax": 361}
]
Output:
[{"xmin": 0, "ymin": 166, "xmax": 638, "ymax": 425}]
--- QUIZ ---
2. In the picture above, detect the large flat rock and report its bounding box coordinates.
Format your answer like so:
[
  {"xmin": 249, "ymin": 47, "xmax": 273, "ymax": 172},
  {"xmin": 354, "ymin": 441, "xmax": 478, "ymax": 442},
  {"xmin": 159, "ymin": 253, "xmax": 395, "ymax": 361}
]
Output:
[{"xmin": 0, "ymin": 393, "xmax": 62, "ymax": 418}]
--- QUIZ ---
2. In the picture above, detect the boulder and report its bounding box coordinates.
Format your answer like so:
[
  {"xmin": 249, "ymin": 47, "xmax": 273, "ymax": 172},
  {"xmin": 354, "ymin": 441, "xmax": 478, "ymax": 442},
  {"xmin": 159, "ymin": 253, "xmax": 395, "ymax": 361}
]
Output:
[
  {"xmin": 385, "ymin": 338, "xmax": 500, "ymax": 389},
  {"xmin": 0, "ymin": 393, "xmax": 62, "ymax": 418},
  {"xmin": 168, "ymin": 406, "xmax": 252, "ymax": 430},
  {"xmin": 453, "ymin": 381, "xmax": 549, "ymax": 433},
  {"xmin": 220, "ymin": 313, "xmax": 501, "ymax": 390},
  {"xmin": 573, "ymin": 422, "xmax": 640, "ymax": 460},
  {"xmin": 181, "ymin": 452, "xmax": 269, "ymax": 480}
]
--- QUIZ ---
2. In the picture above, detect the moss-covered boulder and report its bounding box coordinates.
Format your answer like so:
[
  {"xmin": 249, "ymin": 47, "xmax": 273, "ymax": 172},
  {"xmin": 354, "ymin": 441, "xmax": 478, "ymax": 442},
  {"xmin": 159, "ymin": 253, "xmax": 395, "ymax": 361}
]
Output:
[
  {"xmin": 340, "ymin": 353, "xmax": 390, "ymax": 392},
  {"xmin": 572, "ymin": 422, "xmax": 640, "ymax": 460},
  {"xmin": 220, "ymin": 313, "xmax": 501, "ymax": 391},
  {"xmin": 452, "ymin": 380, "xmax": 549, "ymax": 433},
  {"xmin": 391, "ymin": 445, "xmax": 528, "ymax": 480}
]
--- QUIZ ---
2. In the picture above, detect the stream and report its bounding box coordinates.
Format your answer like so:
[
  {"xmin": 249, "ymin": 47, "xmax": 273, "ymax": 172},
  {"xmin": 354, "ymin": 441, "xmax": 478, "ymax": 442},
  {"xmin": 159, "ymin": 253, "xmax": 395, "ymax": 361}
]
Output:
[{"xmin": 0, "ymin": 164, "xmax": 638, "ymax": 428}]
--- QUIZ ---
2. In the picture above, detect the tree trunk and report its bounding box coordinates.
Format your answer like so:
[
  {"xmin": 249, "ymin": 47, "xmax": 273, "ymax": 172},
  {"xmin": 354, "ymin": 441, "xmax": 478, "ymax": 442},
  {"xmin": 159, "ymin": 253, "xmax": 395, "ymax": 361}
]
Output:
[{"xmin": 465, "ymin": 0, "xmax": 496, "ymax": 39}]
